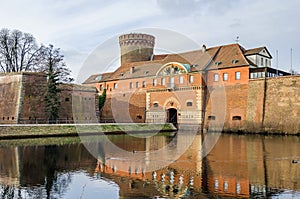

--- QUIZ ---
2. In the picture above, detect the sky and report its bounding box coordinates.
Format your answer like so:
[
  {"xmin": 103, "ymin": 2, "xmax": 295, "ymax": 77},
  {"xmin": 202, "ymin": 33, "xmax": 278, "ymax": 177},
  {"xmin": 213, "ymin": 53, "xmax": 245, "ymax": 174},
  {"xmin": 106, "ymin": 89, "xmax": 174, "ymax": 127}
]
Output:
[{"xmin": 0, "ymin": 0, "xmax": 299, "ymax": 82}]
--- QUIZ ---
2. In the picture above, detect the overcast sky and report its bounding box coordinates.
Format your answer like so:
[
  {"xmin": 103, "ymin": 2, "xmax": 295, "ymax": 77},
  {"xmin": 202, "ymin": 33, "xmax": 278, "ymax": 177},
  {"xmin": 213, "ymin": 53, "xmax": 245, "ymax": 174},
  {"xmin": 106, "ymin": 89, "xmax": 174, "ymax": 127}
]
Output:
[{"xmin": 1, "ymin": 0, "xmax": 299, "ymax": 82}]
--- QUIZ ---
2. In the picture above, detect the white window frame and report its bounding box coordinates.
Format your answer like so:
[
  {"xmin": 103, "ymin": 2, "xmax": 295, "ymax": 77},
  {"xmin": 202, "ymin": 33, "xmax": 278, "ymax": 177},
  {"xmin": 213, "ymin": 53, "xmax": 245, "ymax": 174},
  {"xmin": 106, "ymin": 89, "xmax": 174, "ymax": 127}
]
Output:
[
  {"xmin": 223, "ymin": 73, "xmax": 228, "ymax": 81},
  {"xmin": 235, "ymin": 71, "xmax": 241, "ymax": 80},
  {"xmin": 189, "ymin": 75, "xmax": 194, "ymax": 83},
  {"xmin": 214, "ymin": 74, "xmax": 219, "ymax": 82},
  {"xmin": 179, "ymin": 76, "xmax": 184, "ymax": 84}
]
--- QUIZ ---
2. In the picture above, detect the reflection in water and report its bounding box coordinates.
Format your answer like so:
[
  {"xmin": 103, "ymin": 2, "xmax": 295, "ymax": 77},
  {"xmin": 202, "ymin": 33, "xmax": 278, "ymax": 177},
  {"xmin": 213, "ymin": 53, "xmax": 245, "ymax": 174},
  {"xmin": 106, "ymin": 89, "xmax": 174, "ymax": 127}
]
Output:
[{"xmin": 0, "ymin": 133, "xmax": 299, "ymax": 198}]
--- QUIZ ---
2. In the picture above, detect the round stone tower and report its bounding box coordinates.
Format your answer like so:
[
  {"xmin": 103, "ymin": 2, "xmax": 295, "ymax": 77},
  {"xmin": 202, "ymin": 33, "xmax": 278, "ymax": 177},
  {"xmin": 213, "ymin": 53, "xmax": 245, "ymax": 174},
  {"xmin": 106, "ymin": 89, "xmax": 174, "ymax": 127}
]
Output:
[{"xmin": 119, "ymin": 33, "xmax": 155, "ymax": 65}]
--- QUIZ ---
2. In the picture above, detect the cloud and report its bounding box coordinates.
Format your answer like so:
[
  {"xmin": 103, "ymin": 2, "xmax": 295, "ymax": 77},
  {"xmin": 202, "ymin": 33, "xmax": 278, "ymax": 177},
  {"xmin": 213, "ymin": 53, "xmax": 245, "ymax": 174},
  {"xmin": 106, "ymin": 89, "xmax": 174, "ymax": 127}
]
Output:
[{"xmin": 1, "ymin": 0, "xmax": 300, "ymax": 80}]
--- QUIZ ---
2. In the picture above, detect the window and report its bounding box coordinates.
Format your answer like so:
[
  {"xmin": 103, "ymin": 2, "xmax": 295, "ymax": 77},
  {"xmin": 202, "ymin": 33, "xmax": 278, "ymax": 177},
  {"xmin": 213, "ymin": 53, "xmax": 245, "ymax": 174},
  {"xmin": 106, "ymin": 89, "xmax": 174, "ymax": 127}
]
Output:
[
  {"xmin": 170, "ymin": 77, "xmax": 174, "ymax": 87},
  {"xmin": 153, "ymin": 103, "xmax": 159, "ymax": 107},
  {"xmin": 179, "ymin": 76, "xmax": 184, "ymax": 84},
  {"xmin": 214, "ymin": 74, "xmax": 219, "ymax": 82},
  {"xmin": 100, "ymin": 84, "xmax": 103, "ymax": 91},
  {"xmin": 161, "ymin": 78, "xmax": 165, "ymax": 85},
  {"xmin": 186, "ymin": 101, "xmax": 193, "ymax": 107},
  {"xmin": 223, "ymin": 73, "xmax": 228, "ymax": 81},
  {"xmin": 136, "ymin": 115, "xmax": 142, "ymax": 120},
  {"xmin": 153, "ymin": 79, "xmax": 157, "ymax": 86},
  {"xmin": 232, "ymin": 59, "xmax": 239, "ymax": 64},
  {"xmin": 261, "ymin": 57, "xmax": 264, "ymax": 66},
  {"xmin": 129, "ymin": 82, "xmax": 133, "ymax": 89},
  {"xmin": 142, "ymin": 81, "xmax": 146, "ymax": 88},
  {"xmin": 235, "ymin": 72, "xmax": 241, "ymax": 80},
  {"xmin": 189, "ymin": 75, "xmax": 194, "ymax": 83},
  {"xmin": 208, "ymin": 116, "xmax": 216, "ymax": 120},
  {"xmin": 136, "ymin": 82, "xmax": 139, "ymax": 88},
  {"xmin": 232, "ymin": 116, "xmax": 242, "ymax": 120},
  {"xmin": 65, "ymin": 98, "xmax": 70, "ymax": 102},
  {"xmin": 265, "ymin": 59, "xmax": 268, "ymax": 67},
  {"xmin": 114, "ymin": 83, "xmax": 118, "ymax": 90}
]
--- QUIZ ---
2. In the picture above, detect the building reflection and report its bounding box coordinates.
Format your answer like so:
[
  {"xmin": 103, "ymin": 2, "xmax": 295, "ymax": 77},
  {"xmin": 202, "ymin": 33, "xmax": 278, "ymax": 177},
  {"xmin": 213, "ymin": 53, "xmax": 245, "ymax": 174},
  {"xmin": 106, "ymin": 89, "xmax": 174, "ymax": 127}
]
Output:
[{"xmin": 0, "ymin": 134, "xmax": 299, "ymax": 198}]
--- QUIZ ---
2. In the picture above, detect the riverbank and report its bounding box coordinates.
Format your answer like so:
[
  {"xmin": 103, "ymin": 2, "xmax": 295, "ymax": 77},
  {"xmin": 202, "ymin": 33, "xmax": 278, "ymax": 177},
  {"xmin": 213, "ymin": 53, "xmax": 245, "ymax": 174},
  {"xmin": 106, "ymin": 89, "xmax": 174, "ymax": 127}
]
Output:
[{"xmin": 0, "ymin": 123, "xmax": 176, "ymax": 139}]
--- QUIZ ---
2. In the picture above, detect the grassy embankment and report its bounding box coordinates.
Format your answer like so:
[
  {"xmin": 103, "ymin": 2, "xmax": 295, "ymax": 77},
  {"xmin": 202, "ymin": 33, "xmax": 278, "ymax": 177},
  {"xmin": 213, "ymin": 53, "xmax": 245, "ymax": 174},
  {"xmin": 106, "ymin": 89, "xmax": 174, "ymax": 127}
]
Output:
[{"xmin": 0, "ymin": 123, "xmax": 176, "ymax": 139}]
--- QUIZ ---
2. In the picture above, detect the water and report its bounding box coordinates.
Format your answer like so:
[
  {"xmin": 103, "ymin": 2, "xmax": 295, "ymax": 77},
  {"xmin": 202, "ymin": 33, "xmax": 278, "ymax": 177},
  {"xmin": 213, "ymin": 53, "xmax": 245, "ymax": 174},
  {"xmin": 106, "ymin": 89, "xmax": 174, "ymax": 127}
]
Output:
[{"xmin": 0, "ymin": 133, "xmax": 299, "ymax": 198}]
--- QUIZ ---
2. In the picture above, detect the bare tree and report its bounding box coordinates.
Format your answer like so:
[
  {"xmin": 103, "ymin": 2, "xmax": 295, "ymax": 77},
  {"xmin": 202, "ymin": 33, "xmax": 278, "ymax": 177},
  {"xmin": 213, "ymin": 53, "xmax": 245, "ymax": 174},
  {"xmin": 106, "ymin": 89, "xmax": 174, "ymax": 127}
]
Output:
[
  {"xmin": 0, "ymin": 28, "xmax": 43, "ymax": 72},
  {"xmin": 39, "ymin": 44, "xmax": 74, "ymax": 83}
]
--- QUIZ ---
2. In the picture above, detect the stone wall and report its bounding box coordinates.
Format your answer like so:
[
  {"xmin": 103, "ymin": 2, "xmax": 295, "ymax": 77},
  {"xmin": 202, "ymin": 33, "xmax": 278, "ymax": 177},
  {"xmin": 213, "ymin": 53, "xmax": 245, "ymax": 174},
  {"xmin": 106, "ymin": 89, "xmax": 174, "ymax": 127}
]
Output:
[
  {"xmin": 19, "ymin": 73, "xmax": 47, "ymax": 123},
  {"xmin": 0, "ymin": 73, "xmax": 23, "ymax": 124},
  {"xmin": 245, "ymin": 76, "xmax": 300, "ymax": 134},
  {"xmin": 0, "ymin": 72, "xmax": 98, "ymax": 124},
  {"xmin": 263, "ymin": 76, "xmax": 300, "ymax": 133}
]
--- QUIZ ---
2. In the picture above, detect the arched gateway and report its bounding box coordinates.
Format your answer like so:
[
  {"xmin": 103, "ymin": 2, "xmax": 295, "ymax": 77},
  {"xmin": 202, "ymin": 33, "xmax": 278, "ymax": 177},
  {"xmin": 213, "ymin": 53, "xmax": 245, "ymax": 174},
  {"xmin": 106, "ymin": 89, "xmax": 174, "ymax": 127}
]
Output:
[{"xmin": 167, "ymin": 108, "xmax": 178, "ymax": 126}]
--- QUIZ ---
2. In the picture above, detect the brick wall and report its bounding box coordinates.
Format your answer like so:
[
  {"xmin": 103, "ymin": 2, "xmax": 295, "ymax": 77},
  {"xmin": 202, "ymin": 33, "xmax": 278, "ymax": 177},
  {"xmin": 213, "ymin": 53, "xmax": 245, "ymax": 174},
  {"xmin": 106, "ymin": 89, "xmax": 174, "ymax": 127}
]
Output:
[
  {"xmin": 19, "ymin": 73, "xmax": 47, "ymax": 123},
  {"xmin": 0, "ymin": 73, "xmax": 23, "ymax": 124},
  {"xmin": 102, "ymin": 90, "xmax": 146, "ymax": 123}
]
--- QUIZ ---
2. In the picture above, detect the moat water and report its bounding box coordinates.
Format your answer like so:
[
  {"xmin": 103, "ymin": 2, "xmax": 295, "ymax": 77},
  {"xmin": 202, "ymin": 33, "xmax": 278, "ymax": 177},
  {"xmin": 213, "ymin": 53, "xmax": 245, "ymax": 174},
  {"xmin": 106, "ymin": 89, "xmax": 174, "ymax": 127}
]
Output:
[{"xmin": 0, "ymin": 132, "xmax": 299, "ymax": 198}]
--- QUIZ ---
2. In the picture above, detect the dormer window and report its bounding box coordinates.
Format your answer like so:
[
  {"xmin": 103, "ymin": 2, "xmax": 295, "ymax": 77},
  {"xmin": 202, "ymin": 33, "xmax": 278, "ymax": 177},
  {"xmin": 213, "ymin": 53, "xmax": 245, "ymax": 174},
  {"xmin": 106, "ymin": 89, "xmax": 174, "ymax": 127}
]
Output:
[
  {"xmin": 232, "ymin": 59, "xmax": 239, "ymax": 64},
  {"xmin": 215, "ymin": 61, "xmax": 222, "ymax": 66},
  {"xmin": 95, "ymin": 75, "xmax": 102, "ymax": 81}
]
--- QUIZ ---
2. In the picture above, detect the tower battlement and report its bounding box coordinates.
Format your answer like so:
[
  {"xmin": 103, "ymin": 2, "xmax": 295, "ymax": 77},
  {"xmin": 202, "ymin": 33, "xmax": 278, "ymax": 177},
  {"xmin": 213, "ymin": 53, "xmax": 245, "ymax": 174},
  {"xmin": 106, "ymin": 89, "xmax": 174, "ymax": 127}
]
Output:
[{"xmin": 119, "ymin": 33, "xmax": 155, "ymax": 65}]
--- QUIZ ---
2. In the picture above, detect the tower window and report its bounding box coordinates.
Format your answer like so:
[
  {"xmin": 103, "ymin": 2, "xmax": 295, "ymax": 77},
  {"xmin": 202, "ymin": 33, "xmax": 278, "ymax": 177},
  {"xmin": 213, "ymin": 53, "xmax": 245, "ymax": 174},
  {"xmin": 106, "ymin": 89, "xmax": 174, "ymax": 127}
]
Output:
[
  {"xmin": 130, "ymin": 82, "xmax": 133, "ymax": 89},
  {"xmin": 142, "ymin": 81, "xmax": 146, "ymax": 88},
  {"xmin": 114, "ymin": 83, "xmax": 118, "ymax": 90}
]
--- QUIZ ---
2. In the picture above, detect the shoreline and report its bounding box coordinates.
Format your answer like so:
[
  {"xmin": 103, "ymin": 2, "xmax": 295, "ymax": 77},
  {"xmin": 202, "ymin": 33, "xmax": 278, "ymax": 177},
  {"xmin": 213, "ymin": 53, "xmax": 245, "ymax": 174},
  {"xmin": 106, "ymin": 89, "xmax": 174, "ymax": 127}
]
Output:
[{"xmin": 0, "ymin": 123, "xmax": 176, "ymax": 140}]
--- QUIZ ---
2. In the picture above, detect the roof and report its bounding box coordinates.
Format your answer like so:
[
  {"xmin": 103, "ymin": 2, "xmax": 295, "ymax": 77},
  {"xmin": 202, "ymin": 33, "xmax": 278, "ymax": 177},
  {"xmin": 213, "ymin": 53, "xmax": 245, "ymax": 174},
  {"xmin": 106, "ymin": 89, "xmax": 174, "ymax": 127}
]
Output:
[
  {"xmin": 82, "ymin": 72, "xmax": 113, "ymax": 84},
  {"xmin": 244, "ymin": 47, "xmax": 265, "ymax": 55},
  {"xmin": 83, "ymin": 43, "xmax": 267, "ymax": 83},
  {"xmin": 205, "ymin": 43, "xmax": 251, "ymax": 70}
]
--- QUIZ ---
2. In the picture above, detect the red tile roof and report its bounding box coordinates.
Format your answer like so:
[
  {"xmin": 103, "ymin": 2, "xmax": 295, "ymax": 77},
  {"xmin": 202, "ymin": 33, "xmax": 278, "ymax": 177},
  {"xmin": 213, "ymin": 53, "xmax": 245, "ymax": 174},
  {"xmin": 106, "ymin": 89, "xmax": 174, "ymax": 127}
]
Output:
[{"xmin": 83, "ymin": 43, "xmax": 262, "ymax": 83}]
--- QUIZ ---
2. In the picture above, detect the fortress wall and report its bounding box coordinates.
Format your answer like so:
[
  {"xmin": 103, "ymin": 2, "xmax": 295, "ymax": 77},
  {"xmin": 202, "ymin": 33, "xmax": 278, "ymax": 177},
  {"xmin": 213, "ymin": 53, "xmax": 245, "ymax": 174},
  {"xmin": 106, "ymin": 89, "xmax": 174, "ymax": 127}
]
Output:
[
  {"xmin": 0, "ymin": 73, "xmax": 23, "ymax": 124},
  {"xmin": 205, "ymin": 84, "xmax": 249, "ymax": 131},
  {"xmin": 102, "ymin": 90, "xmax": 146, "ymax": 123},
  {"xmin": 263, "ymin": 76, "xmax": 300, "ymax": 133},
  {"xmin": 246, "ymin": 76, "xmax": 300, "ymax": 134},
  {"xmin": 245, "ymin": 79, "xmax": 265, "ymax": 131},
  {"xmin": 18, "ymin": 73, "xmax": 47, "ymax": 123}
]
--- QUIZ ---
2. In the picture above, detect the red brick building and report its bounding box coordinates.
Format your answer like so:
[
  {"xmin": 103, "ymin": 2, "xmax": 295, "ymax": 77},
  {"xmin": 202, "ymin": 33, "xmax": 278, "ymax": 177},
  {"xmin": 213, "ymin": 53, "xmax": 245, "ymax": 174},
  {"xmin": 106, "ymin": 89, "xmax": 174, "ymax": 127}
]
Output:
[{"xmin": 83, "ymin": 33, "xmax": 290, "ymax": 130}]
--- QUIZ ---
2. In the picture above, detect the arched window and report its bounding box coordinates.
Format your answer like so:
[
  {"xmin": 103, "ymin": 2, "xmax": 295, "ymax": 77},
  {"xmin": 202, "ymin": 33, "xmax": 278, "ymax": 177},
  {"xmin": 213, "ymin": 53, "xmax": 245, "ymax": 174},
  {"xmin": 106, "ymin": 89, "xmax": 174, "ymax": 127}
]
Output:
[{"xmin": 153, "ymin": 103, "xmax": 159, "ymax": 108}]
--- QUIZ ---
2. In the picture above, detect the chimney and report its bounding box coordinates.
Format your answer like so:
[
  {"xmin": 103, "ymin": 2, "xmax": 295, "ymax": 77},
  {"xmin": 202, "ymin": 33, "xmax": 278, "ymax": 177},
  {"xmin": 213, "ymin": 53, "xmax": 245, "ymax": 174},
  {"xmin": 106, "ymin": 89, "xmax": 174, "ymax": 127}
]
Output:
[
  {"xmin": 130, "ymin": 66, "xmax": 135, "ymax": 74},
  {"xmin": 202, "ymin": 44, "xmax": 206, "ymax": 53}
]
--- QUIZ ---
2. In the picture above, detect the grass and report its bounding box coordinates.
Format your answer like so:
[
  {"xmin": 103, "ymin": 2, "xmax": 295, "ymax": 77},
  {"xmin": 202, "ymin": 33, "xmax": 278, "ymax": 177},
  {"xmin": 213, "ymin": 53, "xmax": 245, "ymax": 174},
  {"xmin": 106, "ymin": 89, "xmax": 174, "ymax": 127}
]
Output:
[{"xmin": 0, "ymin": 123, "xmax": 177, "ymax": 139}]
